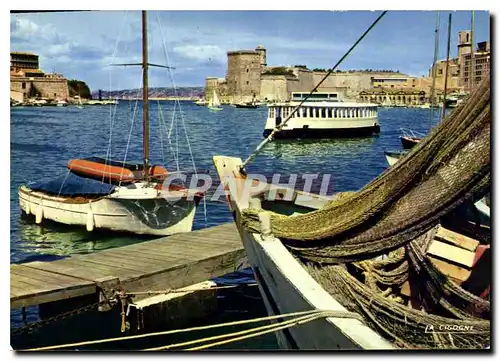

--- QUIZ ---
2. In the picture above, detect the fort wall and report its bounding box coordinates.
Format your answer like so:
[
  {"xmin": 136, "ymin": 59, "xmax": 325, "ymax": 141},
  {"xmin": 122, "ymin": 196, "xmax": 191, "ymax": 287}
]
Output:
[{"xmin": 10, "ymin": 77, "xmax": 69, "ymax": 100}]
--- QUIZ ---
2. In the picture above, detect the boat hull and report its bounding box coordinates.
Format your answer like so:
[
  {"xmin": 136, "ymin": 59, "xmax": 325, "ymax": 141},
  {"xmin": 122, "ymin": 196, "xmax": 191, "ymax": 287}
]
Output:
[
  {"xmin": 232, "ymin": 211, "xmax": 392, "ymax": 350},
  {"xmin": 18, "ymin": 186, "xmax": 198, "ymax": 236},
  {"xmin": 212, "ymin": 155, "xmax": 393, "ymax": 350},
  {"xmin": 384, "ymin": 150, "xmax": 407, "ymax": 166},
  {"xmin": 263, "ymin": 124, "xmax": 380, "ymax": 139},
  {"xmin": 400, "ymin": 136, "xmax": 420, "ymax": 149},
  {"xmin": 235, "ymin": 104, "xmax": 259, "ymax": 109}
]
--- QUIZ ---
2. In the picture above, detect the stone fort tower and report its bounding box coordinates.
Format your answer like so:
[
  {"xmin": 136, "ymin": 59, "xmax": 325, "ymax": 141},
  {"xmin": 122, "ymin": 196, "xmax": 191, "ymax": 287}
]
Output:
[{"xmin": 226, "ymin": 46, "xmax": 266, "ymax": 103}]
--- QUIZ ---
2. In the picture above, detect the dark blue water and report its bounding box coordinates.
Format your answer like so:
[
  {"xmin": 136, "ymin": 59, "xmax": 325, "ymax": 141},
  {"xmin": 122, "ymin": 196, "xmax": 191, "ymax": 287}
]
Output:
[{"xmin": 10, "ymin": 102, "xmax": 443, "ymax": 349}]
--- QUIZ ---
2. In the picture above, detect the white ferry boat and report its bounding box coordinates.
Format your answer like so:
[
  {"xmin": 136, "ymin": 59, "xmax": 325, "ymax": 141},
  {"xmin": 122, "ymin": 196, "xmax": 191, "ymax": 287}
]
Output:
[{"xmin": 263, "ymin": 92, "xmax": 380, "ymax": 139}]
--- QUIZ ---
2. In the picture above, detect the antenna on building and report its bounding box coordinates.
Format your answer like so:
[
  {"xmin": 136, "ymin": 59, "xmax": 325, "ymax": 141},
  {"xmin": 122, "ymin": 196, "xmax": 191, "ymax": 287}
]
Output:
[{"xmin": 469, "ymin": 11, "xmax": 475, "ymax": 91}]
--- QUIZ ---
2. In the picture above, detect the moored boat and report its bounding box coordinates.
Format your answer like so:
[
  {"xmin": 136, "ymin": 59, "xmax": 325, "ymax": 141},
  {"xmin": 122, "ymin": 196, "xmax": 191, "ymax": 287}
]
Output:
[
  {"xmin": 263, "ymin": 92, "xmax": 380, "ymax": 139},
  {"xmin": 194, "ymin": 98, "xmax": 208, "ymax": 106},
  {"xmin": 18, "ymin": 11, "xmax": 203, "ymax": 236},
  {"xmin": 399, "ymin": 128, "xmax": 424, "ymax": 149},
  {"xmin": 383, "ymin": 149, "xmax": 407, "ymax": 166},
  {"xmin": 234, "ymin": 102, "xmax": 259, "ymax": 109}
]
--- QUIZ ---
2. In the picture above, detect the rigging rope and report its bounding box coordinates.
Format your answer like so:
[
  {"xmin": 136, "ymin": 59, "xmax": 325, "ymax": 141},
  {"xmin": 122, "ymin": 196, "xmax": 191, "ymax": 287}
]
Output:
[
  {"xmin": 156, "ymin": 101, "xmax": 167, "ymax": 167},
  {"xmin": 119, "ymin": 83, "xmax": 143, "ymax": 180},
  {"xmin": 156, "ymin": 13, "xmax": 208, "ymax": 225},
  {"xmin": 104, "ymin": 11, "xmax": 130, "ymax": 184},
  {"xmin": 240, "ymin": 10, "xmax": 388, "ymax": 171}
]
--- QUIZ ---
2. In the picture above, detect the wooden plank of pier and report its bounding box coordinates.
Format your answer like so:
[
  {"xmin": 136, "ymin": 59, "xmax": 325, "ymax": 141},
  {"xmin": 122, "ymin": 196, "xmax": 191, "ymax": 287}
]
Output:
[{"xmin": 10, "ymin": 223, "xmax": 245, "ymax": 309}]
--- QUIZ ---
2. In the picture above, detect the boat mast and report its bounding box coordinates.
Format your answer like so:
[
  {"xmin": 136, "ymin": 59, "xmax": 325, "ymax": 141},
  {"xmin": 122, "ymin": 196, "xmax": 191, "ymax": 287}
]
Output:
[
  {"xmin": 429, "ymin": 11, "xmax": 440, "ymax": 108},
  {"xmin": 441, "ymin": 13, "xmax": 452, "ymax": 120},
  {"xmin": 427, "ymin": 11, "xmax": 440, "ymax": 130},
  {"xmin": 142, "ymin": 10, "xmax": 150, "ymax": 180}
]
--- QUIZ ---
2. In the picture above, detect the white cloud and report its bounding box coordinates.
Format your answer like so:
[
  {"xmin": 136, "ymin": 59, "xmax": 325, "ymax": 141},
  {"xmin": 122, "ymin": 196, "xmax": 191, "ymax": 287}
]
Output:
[
  {"xmin": 173, "ymin": 44, "xmax": 225, "ymax": 62},
  {"xmin": 11, "ymin": 17, "xmax": 60, "ymax": 43}
]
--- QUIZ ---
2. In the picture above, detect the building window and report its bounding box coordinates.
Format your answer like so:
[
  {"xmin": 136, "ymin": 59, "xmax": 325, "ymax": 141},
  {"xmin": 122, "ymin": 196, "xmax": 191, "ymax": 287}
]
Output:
[
  {"xmin": 466, "ymin": 33, "xmax": 470, "ymax": 42},
  {"xmin": 246, "ymin": 69, "xmax": 249, "ymax": 73},
  {"xmin": 246, "ymin": 81, "xmax": 249, "ymax": 85},
  {"xmin": 438, "ymin": 69, "xmax": 443, "ymax": 75},
  {"xmin": 21, "ymin": 82, "xmax": 26, "ymax": 89}
]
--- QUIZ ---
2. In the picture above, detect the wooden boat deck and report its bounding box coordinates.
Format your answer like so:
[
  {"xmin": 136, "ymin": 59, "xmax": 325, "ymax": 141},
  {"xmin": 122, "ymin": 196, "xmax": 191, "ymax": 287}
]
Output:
[{"xmin": 11, "ymin": 223, "xmax": 244, "ymax": 309}]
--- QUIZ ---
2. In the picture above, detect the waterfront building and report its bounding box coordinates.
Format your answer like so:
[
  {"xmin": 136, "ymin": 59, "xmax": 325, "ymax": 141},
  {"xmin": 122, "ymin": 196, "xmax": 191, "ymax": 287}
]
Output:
[
  {"xmin": 10, "ymin": 51, "xmax": 39, "ymax": 71},
  {"xmin": 205, "ymin": 29, "xmax": 489, "ymax": 104},
  {"xmin": 10, "ymin": 51, "xmax": 69, "ymax": 102},
  {"xmin": 458, "ymin": 36, "xmax": 490, "ymax": 90},
  {"xmin": 359, "ymin": 88, "xmax": 427, "ymax": 106}
]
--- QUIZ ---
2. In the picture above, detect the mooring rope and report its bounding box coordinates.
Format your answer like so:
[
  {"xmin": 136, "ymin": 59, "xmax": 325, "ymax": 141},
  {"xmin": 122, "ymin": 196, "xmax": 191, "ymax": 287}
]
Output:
[
  {"xmin": 23, "ymin": 308, "xmax": 361, "ymax": 351},
  {"xmin": 239, "ymin": 10, "xmax": 388, "ymax": 172},
  {"xmin": 126, "ymin": 283, "xmax": 257, "ymax": 296},
  {"xmin": 148, "ymin": 310, "xmax": 361, "ymax": 351}
]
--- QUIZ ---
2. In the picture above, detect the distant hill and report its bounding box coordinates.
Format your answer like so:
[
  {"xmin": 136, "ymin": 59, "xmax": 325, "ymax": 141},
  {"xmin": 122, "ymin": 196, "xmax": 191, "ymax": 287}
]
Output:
[
  {"xmin": 68, "ymin": 80, "xmax": 92, "ymax": 99},
  {"xmin": 91, "ymin": 87, "xmax": 205, "ymax": 99}
]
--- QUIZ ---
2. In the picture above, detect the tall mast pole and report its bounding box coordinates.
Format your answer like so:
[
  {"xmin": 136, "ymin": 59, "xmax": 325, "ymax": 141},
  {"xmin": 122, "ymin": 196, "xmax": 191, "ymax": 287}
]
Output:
[
  {"xmin": 441, "ymin": 13, "xmax": 452, "ymax": 121},
  {"xmin": 469, "ymin": 11, "xmax": 475, "ymax": 91},
  {"xmin": 142, "ymin": 10, "xmax": 150, "ymax": 180},
  {"xmin": 428, "ymin": 11, "xmax": 440, "ymax": 129}
]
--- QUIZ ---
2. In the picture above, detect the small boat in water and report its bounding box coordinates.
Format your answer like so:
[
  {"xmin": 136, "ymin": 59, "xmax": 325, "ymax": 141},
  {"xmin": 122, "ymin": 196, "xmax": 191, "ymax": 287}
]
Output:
[
  {"xmin": 263, "ymin": 92, "xmax": 379, "ymax": 139},
  {"xmin": 383, "ymin": 149, "xmax": 407, "ymax": 166},
  {"xmin": 234, "ymin": 96, "xmax": 260, "ymax": 108},
  {"xmin": 194, "ymin": 98, "xmax": 208, "ymax": 106},
  {"xmin": 399, "ymin": 128, "xmax": 424, "ymax": 149},
  {"xmin": 208, "ymin": 90, "xmax": 223, "ymax": 111},
  {"xmin": 18, "ymin": 11, "xmax": 203, "ymax": 236},
  {"xmin": 87, "ymin": 99, "xmax": 119, "ymax": 106},
  {"xmin": 234, "ymin": 102, "xmax": 259, "ymax": 109}
]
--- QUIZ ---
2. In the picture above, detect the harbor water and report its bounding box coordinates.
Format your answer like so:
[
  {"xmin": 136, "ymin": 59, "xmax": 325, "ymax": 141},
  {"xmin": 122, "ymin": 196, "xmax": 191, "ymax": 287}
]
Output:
[{"xmin": 10, "ymin": 102, "xmax": 443, "ymax": 349}]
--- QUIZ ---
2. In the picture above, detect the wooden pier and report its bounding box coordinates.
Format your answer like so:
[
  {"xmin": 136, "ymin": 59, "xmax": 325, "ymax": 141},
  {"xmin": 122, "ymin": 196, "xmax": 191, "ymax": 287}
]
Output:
[{"xmin": 11, "ymin": 223, "xmax": 245, "ymax": 309}]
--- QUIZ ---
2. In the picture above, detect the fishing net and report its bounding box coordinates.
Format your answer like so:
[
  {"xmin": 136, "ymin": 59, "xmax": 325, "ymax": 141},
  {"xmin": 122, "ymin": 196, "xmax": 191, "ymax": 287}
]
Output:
[
  {"xmin": 241, "ymin": 76, "xmax": 491, "ymax": 264},
  {"xmin": 305, "ymin": 228, "xmax": 490, "ymax": 349}
]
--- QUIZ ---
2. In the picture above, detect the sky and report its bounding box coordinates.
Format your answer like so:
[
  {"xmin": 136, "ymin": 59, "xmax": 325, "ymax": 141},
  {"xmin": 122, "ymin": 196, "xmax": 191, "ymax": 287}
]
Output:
[{"xmin": 10, "ymin": 10, "xmax": 490, "ymax": 91}]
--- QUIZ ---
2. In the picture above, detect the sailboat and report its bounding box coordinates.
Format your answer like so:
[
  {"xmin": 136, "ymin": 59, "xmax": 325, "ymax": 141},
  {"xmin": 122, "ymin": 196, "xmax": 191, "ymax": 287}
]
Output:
[
  {"xmin": 208, "ymin": 89, "xmax": 223, "ymax": 111},
  {"xmin": 75, "ymin": 95, "xmax": 84, "ymax": 109},
  {"xmin": 18, "ymin": 11, "xmax": 203, "ymax": 236}
]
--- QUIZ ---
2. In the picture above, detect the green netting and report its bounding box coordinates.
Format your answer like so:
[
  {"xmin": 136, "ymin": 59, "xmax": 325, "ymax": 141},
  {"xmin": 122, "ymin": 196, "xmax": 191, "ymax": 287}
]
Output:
[{"xmin": 242, "ymin": 76, "xmax": 490, "ymax": 264}]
